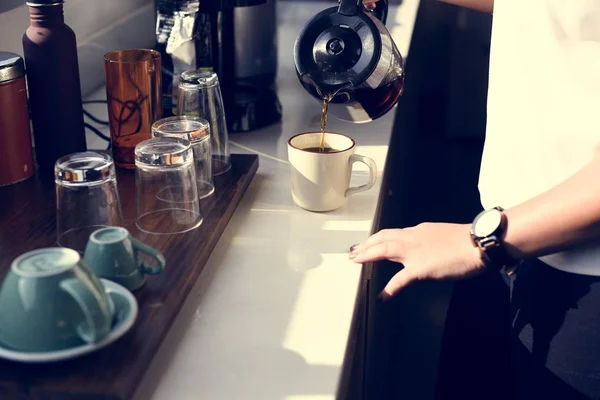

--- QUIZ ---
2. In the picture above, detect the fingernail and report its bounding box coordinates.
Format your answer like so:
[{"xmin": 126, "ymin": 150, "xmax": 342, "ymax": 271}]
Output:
[
  {"xmin": 349, "ymin": 252, "xmax": 357, "ymax": 260},
  {"xmin": 349, "ymin": 244, "xmax": 359, "ymax": 252},
  {"xmin": 377, "ymin": 292, "xmax": 390, "ymax": 303}
]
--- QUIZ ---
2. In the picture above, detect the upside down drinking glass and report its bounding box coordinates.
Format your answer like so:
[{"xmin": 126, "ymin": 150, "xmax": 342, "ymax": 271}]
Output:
[
  {"xmin": 151, "ymin": 116, "xmax": 214, "ymax": 199},
  {"xmin": 55, "ymin": 151, "xmax": 124, "ymax": 253},
  {"xmin": 135, "ymin": 137, "xmax": 203, "ymax": 235},
  {"xmin": 177, "ymin": 70, "xmax": 231, "ymax": 176},
  {"xmin": 104, "ymin": 49, "xmax": 162, "ymax": 169}
]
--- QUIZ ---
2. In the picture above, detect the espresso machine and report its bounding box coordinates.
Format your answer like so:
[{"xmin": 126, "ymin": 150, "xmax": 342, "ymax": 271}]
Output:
[
  {"xmin": 155, "ymin": 0, "xmax": 282, "ymax": 133},
  {"xmin": 232, "ymin": 0, "xmax": 281, "ymax": 132}
]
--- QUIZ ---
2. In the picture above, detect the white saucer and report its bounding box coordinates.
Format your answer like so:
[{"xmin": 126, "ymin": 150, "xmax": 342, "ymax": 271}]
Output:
[{"xmin": 0, "ymin": 279, "xmax": 138, "ymax": 363}]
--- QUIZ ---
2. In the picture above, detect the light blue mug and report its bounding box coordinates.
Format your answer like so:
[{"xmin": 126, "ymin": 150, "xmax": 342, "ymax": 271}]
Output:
[
  {"xmin": 83, "ymin": 227, "xmax": 166, "ymax": 291},
  {"xmin": 0, "ymin": 248, "xmax": 112, "ymax": 352}
]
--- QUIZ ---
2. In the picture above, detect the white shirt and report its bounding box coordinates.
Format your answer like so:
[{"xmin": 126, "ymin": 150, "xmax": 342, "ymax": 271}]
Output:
[{"xmin": 479, "ymin": 0, "xmax": 600, "ymax": 276}]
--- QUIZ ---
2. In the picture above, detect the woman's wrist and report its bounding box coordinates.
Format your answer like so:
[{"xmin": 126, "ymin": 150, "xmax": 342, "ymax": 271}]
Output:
[
  {"xmin": 503, "ymin": 205, "xmax": 586, "ymax": 261},
  {"xmin": 498, "ymin": 156, "xmax": 600, "ymax": 262}
]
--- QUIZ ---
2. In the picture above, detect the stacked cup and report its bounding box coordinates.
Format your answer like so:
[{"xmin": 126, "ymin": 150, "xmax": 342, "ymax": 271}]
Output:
[{"xmin": 131, "ymin": 69, "xmax": 233, "ymax": 235}]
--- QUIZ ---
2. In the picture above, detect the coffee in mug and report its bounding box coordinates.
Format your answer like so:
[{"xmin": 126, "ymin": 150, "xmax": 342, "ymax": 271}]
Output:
[{"xmin": 302, "ymin": 146, "xmax": 337, "ymax": 154}]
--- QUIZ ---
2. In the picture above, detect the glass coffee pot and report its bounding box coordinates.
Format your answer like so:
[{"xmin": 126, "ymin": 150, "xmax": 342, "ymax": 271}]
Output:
[{"xmin": 294, "ymin": 0, "xmax": 404, "ymax": 123}]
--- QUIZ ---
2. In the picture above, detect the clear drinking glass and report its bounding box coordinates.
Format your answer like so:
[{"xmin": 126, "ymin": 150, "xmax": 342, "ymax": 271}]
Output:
[
  {"xmin": 55, "ymin": 151, "xmax": 123, "ymax": 253},
  {"xmin": 177, "ymin": 70, "xmax": 231, "ymax": 176},
  {"xmin": 135, "ymin": 137, "xmax": 203, "ymax": 235},
  {"xmin": 151, "ymin": 116, "xmax": 214, "ymax": 199}
]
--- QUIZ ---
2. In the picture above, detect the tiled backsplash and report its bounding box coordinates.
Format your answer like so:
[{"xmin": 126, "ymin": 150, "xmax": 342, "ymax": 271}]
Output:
[{"xmin": 0, "ymin": 0, "xmax": 156, "ymax": 96}]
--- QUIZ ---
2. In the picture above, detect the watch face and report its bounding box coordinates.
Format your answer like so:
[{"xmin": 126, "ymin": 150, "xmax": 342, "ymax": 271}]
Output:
[{"xmin": 474, "ymin": 209, "xmax": 502, "ymax": 238}]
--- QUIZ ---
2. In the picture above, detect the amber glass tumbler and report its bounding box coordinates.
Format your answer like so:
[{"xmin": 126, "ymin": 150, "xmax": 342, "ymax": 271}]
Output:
[{"xmin": 104, "ymin": 49, "xmax": 162, "ymax": 169}]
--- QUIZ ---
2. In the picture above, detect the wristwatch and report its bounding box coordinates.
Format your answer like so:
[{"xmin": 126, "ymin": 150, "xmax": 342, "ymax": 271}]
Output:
[{"xmin": 470, "ymin": 207, "xmax": 517, "ymax": 269}]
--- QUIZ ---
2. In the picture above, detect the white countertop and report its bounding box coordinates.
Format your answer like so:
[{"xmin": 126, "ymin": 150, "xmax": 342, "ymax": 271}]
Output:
[{"xmin": 83, "ymin": 2, "xmax": 419, "ymax": 398}]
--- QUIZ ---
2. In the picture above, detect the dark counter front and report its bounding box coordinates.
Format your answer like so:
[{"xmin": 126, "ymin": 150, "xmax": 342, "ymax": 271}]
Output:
[{"xmin": 340, "ymin": 1, "xmax": 512, "ymax": 400}]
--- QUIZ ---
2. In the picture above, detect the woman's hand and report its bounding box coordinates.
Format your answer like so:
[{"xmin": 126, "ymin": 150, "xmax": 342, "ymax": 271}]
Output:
[{"xmin": 349, "ymin": 223, "xmax": 487, "ymax": 301}]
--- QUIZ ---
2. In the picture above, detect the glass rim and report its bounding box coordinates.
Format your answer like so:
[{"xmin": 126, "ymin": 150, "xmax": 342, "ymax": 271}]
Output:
[
  {"xmin": 151, "ymin": 116, "xmax": 210, "ymax": 143},
  {"xmin": 54, "ymin": 151, "xmax": 115, "ymax": 186},
  {"xmin": 179, "ymin": 70, "xmax": 219, "ymax": 89},
  {"xmin": 104, "ymin": 49, "xmax": 161, "ymax": 64},
  {"xmin": 136, "ymin": 209, "xmax": 203, "ymax": 235},
  {"xmin": 134, "ymin": 137, "xmax": 194, "ymax": 168}
]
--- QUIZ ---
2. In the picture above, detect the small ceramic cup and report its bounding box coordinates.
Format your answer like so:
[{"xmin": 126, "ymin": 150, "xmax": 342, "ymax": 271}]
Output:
[
  {"xmin": 287, "ymin": 132, "xmax": 377, "ymax": 212},
  {"xmin": 83, "ymin": 227, "xmax": 166, "ymax": 291},
  {"xmin": 0, "ymin": 248, "xmax": 112, "ymax": 352}
]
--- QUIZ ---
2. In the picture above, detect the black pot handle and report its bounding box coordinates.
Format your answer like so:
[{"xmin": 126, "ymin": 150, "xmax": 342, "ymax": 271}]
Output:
[
  {"xmin": 338, "ymin": 0, "xmax": 361, "ymax": 16},
  {"xmin": 338, "ymin": 0, "xmax": 389, "ymax": 25},
  {"xmin": 369, "ymin": 0, "xmax": 388, "ymax": 25}
]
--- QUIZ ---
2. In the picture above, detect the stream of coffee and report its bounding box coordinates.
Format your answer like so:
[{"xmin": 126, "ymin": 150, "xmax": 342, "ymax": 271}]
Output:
[{"xmin": 319, "ymin": 94, "xmax": 333, "ymax": 151}]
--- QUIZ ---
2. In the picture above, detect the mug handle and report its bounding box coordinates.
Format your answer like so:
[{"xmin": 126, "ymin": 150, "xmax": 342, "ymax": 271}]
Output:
[
  {"xmin": 60, "ymin": 279, "xmax": 111, "ymax": 343},
  {"xmin": 131, "ymin": 237, "xmax": 166, "ymax": 275},
  {"xmin": 346, "ymin": 154, "xmax": 377, "ymax": 197}
]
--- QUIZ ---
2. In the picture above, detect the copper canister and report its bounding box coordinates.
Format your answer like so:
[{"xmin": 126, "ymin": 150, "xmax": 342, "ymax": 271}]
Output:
[{"xmin": 0, "ymin": 52, "xmax": 35, "ymax": 186}]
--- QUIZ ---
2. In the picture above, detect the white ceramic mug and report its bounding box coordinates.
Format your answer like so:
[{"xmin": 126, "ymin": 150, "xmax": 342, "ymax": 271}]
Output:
[{"xmin": 287, "ymin": 132, "xmax": 377, "ymax": 212}]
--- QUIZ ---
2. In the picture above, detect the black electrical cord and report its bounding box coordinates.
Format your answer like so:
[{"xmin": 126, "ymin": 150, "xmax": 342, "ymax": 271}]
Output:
[
  {"xmin": 84, "ymin": 122, "xmax": 111, "ymax": 151},
  {"xmin": 84, "ymin": 122, "xmax": 110, "ymax": 141},
  {"xmin": 82, "ymin": 100, "xmax": 109, "ymax": 105},
  {"xmin": 82, "ymin": 100, "xmax": 112, "ymax": 150},
  {"xmin": 82, "ymin": 99, "xmax": 110, "ymax": 125},
  {"xmin": 83, "ymin": 109, "xmax": 109, "ymax": 125}
]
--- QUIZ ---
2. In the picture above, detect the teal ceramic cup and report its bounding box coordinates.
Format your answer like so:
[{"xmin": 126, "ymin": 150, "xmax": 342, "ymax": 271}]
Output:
[
  {"xmin": 83, "ymin": 227, "xmax": 166, "ymax": 291},
  {"xmin": 0, "ymin": 248, "xmax": 112, "ymax": 352}
]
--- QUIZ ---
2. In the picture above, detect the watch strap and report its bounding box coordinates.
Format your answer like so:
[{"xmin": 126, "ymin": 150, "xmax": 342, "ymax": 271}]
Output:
[{"xmin": 480, "ymin": 235, "xmax": 517, "ymax": 269}]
